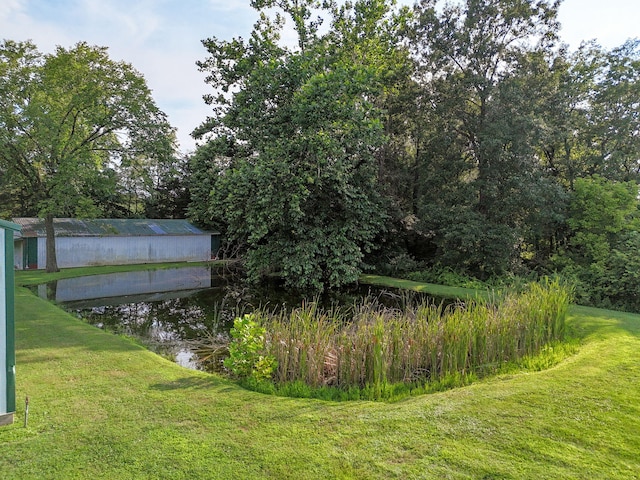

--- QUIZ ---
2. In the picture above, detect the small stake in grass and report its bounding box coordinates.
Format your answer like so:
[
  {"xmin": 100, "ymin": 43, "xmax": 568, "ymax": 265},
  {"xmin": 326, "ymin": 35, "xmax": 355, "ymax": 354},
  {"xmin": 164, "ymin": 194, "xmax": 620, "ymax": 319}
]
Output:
[{"xmin": 24, "ymin": 396, "xmax": 29, "ymax": 428}]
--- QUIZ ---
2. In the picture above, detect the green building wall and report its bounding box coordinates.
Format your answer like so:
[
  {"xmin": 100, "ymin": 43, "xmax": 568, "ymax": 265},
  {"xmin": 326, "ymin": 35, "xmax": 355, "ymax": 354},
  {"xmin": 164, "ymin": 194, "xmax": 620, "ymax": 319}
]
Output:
[{"xmin": 0, "ymin": 219, "xmax": 20, "ymax": 426}]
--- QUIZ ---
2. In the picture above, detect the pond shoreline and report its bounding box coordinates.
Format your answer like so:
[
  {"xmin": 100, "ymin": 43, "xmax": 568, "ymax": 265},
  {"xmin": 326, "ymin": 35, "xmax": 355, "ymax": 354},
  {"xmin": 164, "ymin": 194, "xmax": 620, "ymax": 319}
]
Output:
[{"xmin": 19, "ymin": 263, "xmax": 449, "ymax": 374}]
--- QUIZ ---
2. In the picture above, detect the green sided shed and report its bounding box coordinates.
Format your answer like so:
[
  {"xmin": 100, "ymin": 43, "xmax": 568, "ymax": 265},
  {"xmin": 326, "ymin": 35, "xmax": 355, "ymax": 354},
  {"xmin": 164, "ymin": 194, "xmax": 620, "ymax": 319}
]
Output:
[{"xmin": 0, "ymin": 219, "xmax": 20, "ymax": 426}]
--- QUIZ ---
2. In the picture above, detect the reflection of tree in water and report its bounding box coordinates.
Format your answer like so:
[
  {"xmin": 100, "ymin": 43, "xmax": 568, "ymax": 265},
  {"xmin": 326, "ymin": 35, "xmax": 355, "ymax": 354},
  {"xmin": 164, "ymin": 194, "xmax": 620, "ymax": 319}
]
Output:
[{"xmin": 75, "ymin": 286, "xmax": 247, "ymax": 371}]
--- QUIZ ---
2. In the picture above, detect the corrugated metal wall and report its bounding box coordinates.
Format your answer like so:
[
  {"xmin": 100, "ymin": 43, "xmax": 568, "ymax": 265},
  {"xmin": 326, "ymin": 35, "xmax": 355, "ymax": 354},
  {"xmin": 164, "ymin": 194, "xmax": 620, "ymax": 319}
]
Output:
[{"xmin": 37, "ymin": 235, "xmax": 211, "ymax": 269}]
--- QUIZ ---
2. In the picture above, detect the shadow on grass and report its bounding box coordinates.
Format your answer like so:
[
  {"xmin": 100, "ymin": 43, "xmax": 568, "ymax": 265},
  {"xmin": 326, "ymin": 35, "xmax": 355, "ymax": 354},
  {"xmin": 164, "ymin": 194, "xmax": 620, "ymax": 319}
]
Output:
[
  {"xmin": 14, "ymin": 352, "xmax": 66, "ymax": 365},
  {"xmin": 149, "ymin": 375, "xmax": 234, "ymax": 392},
  {"xmin": 568, "ymin": 305, "xmax": 640, "ymax": 339},
  {"xmin": 359, "ymin": 274, "xmax": 489, "ymax": 301}
]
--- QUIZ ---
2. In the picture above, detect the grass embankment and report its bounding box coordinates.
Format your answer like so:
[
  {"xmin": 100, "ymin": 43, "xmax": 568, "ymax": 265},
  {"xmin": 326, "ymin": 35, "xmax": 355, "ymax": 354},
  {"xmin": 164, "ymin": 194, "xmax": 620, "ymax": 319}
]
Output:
[
  {"xmin": 1, "ymin": 267, "xmax": 639, "ymax": 478},
  {"xmin": 360, "ymin": 274, "xmax": 483, "ymax": 300}
]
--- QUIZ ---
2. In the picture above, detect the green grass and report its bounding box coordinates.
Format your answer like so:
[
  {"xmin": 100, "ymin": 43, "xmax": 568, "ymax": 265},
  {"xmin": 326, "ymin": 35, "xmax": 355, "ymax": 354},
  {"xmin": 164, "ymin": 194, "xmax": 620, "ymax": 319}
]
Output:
[
  {"xmin": 1, "ymin": 267, "xmax": 639, "ymax": 478},
  {"xmin": 360, "ymin": 274, "xmax": 487, "ymax": 300}
]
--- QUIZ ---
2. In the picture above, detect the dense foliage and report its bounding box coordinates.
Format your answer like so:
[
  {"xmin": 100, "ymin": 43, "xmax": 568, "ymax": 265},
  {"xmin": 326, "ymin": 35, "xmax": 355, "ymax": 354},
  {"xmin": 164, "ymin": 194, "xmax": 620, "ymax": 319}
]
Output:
[
  {"xmin": 191, "ymin": 0, "xmax": 408, "ymax": 291},
  {"xmin": 192, "ymin": 0, "xmax": 640, "ymax": 306}
]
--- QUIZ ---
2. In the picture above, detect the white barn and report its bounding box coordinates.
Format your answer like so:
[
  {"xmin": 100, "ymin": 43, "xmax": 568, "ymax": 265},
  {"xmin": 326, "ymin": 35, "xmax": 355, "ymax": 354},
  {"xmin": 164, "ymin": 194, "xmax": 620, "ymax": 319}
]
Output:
[{"xmin": 13, "ymin": 218, "xmax": 220, "ymax": 270}]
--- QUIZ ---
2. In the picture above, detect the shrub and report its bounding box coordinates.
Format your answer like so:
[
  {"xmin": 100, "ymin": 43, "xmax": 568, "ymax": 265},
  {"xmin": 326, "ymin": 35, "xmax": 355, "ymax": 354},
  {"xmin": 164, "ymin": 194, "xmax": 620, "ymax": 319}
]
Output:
[{"xmin": 223, "ymin": 314, "xmax": 277, "ymax": 381}]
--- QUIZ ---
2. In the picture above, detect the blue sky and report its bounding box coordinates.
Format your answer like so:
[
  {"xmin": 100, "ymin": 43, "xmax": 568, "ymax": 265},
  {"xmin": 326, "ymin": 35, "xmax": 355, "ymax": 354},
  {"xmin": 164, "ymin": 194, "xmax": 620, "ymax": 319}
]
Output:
[{"xmin": 1, "ymin": 0, "xmax": 638, "ymax": 153}]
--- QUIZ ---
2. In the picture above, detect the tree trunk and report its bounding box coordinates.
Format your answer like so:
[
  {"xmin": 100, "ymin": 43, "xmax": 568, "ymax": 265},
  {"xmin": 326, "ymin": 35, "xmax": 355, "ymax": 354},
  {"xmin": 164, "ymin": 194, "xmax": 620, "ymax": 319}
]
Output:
[{"xmin": 44, "ymin": 214, "xmax": 60, "ymax": 273}]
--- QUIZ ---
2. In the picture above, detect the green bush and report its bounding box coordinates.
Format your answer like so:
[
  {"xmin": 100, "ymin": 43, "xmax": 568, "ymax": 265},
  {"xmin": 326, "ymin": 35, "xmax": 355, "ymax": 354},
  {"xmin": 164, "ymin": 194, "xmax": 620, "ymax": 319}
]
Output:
[
  {"xmin": 557, "ymin": 231, "xmax": 640, "ymax": 312},
  {"xmin": 552, "ymin": 176, "xmax": 640, "ymax": 312},
  {"xmin": 223, "ymin": 314, "xmax": 277, "ymax": 381}
]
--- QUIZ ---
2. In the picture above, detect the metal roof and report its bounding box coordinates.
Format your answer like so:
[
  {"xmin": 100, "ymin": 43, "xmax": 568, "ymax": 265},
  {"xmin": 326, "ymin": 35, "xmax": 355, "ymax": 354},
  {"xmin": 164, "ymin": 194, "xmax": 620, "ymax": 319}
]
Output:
[{"xmin": 12, "ymin": 218, "xmax": 212, "ymax": 238}]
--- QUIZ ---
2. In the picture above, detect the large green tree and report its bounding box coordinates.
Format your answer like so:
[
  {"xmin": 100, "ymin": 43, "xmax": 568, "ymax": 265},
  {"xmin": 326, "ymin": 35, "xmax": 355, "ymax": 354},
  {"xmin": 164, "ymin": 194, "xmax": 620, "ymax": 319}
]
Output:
[
  {"xmin": 193, "ymin": 0, "xmax": 409, "ymax": 291},
  {"xmin": 541, "ymin": 40, "xmax": 640, "ymax": 186},
  {"xmin": 584, "ymin": 40, "xmax": 640, "ymax": 182},
  {"xmin": 538, "ymin": 42, "xmax": 602, "ymax": 188},
  {"xmin": 408, "ymin": 0, "xmax": 565, "ymax": 276},
  {"xmin": 0, "ymin": 40, "xmax": 176, "ymax": 272},
  {"xmin": 555, "ymin": 175, "xmax": 640, "ymax": 310}
]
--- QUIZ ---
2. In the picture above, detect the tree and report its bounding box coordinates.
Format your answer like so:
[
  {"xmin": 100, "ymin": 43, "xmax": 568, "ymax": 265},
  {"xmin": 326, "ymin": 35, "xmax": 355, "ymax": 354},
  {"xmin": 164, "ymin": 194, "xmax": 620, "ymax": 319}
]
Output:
[
  {"xmin": 540, "ymin": 40, "xmax": 640, "ymax": 186},
  {"xmin": 193, "ymin": 0, "xmax": 409, "ymax": 291},
  {"xmin": 556, "ymin": 176, "xmax": 640, "ymax": 310},
  {"xmin": 0, "ymin": 40, "xmax": 176, "ymax": 271},
  {"xmin": 143, "ymin": 153, "xmax": 191, "ymax": 219},
  {"xmin": 585, "ymin": 40, "xmax": 640, "ymax": 182},
  {"xmin": 537, "ymin": 42, "xmax": 603, "ymax": 188},
  {"xmin": 408, "ymin": 0, "xmax": 565, "ymax": 276},
  {"xmin": 565, "ymin": 176, "xmax": 638, "ymax": 267}
]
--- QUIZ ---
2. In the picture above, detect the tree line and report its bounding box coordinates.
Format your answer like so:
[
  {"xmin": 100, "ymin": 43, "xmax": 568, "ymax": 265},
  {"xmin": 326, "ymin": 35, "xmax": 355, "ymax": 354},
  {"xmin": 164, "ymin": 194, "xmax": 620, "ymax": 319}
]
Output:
[{"xmin": 2, "ymin": 0, "xmax": 640, "ymax": 310}]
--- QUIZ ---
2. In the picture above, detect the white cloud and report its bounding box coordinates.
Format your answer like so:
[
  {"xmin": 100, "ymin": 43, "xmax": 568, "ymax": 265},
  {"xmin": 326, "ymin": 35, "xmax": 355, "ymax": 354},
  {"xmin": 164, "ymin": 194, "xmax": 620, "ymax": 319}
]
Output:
[
  {"xmin": 0, "ymin": 0, "xmax": 25, "ymax": 18},
  {"xmin": 78, "ymin": 0, "xmax": 162, "ymax": 43}
]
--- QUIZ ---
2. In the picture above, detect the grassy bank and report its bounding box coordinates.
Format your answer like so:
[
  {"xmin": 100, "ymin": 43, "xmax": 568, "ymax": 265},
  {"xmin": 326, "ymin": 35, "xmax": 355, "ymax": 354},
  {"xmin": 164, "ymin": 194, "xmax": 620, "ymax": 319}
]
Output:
[
  {"xmin": 359, "ymin": 274, "xmax": 486, "ymax": 300},
  {"xmin": 1, "ymin": 267, "xmax": 639, "ymax": 478}
]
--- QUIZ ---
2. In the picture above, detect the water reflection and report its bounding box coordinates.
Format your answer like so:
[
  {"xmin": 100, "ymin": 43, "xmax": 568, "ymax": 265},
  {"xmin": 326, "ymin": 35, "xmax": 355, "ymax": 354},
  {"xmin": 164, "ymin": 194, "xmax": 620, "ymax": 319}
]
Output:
[
  {"xmin": 35, "ymin": 265, "xmax": 393, "ymax": 372},
  {"xmin": 79, "ymin": 290, "xmax": 240, "ymax": 370},
  {"xmin": 38, "ymin": 266, "xmax": 217, "ymax": 305}
]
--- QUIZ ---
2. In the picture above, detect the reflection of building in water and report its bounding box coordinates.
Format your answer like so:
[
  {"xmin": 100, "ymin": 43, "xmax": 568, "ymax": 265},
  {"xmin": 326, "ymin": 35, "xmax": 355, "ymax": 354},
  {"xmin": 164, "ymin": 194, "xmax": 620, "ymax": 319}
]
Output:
[
  {"xmin": 13, "ymin": 218, "xmax": 221, "ymax": 270},
  {"xmin": 38, "ymin": 267, "xmax": 213, "ymax": 304}
]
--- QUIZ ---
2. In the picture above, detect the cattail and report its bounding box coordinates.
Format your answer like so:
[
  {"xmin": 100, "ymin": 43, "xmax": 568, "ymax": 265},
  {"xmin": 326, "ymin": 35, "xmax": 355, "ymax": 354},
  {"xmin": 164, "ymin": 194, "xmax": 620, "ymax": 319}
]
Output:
[{"xmin": 255, "ymin": 280, "xmax": 570, "ymax": 397}]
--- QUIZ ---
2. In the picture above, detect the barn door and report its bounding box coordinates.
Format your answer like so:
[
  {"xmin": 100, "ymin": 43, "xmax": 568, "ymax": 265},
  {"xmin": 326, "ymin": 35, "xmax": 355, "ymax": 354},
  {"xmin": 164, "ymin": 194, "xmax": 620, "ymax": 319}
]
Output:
[{"xmin": 23, "ymin": 238, "xmax": 38, "ymax": 270}]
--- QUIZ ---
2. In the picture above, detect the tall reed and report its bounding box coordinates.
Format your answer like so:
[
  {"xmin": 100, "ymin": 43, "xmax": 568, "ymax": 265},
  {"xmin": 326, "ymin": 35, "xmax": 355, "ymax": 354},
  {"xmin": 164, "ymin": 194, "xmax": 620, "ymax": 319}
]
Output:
[{"xmin": 254, "ymin": 279, "xmax": 571, "ymax": 396}]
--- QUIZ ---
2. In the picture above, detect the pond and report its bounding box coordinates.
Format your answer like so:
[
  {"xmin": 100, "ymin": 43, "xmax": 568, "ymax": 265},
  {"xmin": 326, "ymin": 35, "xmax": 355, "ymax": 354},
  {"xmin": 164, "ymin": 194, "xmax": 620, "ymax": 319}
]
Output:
[{"xmin": 35, "ymin": 265, "xmax": 415, "ymax": 372}]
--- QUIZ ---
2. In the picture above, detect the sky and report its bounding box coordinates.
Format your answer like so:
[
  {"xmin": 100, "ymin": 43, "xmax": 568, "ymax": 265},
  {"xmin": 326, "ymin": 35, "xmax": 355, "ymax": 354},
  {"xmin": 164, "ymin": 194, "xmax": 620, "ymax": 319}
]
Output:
[{"xmin": 1, "ymin": 0, "xmax": 638, "ymax": 153}]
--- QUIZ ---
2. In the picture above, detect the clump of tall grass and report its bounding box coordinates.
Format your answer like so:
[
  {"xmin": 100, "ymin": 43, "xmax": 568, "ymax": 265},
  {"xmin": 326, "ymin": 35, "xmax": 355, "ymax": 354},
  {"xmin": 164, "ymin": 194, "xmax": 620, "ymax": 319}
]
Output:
[{"xmin": 245, "ymin": 279, "xmax": 572, "ymax": 398}]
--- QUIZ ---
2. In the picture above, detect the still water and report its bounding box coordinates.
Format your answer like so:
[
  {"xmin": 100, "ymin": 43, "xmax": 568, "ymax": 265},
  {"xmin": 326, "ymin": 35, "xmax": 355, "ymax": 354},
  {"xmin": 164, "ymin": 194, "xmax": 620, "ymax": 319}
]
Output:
[{"xmin": 35, "ymin": 265, "xmax": 399, "ymax": 371}]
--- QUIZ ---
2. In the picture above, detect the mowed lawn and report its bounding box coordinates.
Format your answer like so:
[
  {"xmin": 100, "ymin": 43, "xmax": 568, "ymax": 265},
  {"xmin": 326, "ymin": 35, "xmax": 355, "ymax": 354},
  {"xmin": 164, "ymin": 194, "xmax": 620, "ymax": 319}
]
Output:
[{"xmin": 1, "ymin": 269, "xmax": 639, "ymax": 479}]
